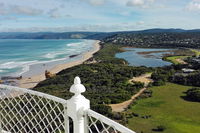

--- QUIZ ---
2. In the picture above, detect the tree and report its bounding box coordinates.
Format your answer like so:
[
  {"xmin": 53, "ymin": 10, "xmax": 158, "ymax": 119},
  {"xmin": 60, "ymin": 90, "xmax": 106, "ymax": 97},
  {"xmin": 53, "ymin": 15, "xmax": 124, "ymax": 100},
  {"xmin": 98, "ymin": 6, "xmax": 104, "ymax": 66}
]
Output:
[{"xmin": 186, "ymin": 88, "xmax": 200, "ymax": 102}]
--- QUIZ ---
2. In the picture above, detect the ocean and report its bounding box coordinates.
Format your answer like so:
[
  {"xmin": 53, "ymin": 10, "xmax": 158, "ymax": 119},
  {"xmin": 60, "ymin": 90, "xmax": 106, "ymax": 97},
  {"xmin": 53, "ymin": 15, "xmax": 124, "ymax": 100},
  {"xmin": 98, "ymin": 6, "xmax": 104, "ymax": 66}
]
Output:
[{"xmin": 0, "ymin": 39, "xmax": 95, "ymax": 77}]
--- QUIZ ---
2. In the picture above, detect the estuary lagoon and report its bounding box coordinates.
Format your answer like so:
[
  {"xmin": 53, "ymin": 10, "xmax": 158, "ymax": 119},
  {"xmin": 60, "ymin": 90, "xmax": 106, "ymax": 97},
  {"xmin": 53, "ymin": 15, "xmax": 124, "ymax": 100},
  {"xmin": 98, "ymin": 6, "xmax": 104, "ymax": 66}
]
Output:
[{"xmin": 116, "ymin": 48, "xmax": 173, "ymax": 67}]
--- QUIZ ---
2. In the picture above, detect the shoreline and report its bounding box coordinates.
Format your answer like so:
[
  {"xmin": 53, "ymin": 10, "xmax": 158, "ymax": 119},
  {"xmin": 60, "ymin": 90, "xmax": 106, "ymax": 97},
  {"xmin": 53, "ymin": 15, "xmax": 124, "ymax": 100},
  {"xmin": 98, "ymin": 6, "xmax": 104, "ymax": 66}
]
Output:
[{"xmin": 19, "ymin": 40, "xmax": 101, "ymax": 89}]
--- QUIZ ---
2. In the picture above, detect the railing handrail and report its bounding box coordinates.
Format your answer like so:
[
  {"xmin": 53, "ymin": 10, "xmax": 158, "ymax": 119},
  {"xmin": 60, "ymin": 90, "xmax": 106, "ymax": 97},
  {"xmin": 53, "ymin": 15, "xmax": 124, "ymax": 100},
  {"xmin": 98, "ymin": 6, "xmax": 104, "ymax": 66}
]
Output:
[
  {"xmin": 87, "ymin": 109, "xmax": 136, "ymax": 133},
  {"xmin": 0, "ymin": 84, "xmax": 67, "ymax": 104}
]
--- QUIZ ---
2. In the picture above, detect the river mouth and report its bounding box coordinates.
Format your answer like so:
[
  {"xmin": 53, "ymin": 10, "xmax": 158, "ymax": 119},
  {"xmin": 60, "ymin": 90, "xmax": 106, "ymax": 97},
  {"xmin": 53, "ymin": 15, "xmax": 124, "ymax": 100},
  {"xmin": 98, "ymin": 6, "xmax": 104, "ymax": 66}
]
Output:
[{"xmin": 115, "ymin": 48, "xmax": 174, "ymax": 67}]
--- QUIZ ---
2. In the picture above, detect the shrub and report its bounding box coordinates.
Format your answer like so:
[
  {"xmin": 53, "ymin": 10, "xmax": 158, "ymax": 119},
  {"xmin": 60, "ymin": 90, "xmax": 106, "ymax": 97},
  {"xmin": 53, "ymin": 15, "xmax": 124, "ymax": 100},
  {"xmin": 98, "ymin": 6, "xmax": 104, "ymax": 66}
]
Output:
[
  {"xmin": 186, "ymin": 88, "xmax": 200, "ymax": 102},
  {"xmin": 152, "ymin": 125, "xmax": 166, "ymax": 132}
]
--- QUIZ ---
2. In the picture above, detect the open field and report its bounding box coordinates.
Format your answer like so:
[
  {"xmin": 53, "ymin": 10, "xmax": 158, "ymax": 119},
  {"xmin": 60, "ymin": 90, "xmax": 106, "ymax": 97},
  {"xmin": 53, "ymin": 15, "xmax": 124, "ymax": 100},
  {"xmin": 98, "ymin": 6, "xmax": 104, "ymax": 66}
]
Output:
[
  {"xmin": 127, "ymin": 83, "xmax": 200, "ymax": 133},
  {"xmin": 164, "ymin": 49, "xmax": 200, "ymax": 65},
  {"xmin": 164, "ymin": 56, "xmax": 188, "ymax": 64},
  {"xmin": 190, "ymin": 49, "xmax": 200, "ymax": 57}
]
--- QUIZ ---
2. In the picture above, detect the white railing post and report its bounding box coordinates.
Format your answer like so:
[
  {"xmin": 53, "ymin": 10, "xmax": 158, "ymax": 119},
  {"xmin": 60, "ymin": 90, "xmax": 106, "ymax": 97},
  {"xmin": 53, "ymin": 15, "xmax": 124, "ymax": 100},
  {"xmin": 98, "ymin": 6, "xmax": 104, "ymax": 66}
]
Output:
[{"xmin": 67, "ymin": 77, "xmax": 90, "ymax": 133}]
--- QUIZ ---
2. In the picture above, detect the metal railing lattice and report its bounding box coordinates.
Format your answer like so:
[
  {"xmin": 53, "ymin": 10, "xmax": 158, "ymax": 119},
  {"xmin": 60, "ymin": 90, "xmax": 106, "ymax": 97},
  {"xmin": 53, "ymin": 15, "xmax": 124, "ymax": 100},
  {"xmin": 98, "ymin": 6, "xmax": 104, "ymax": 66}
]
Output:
[{"xmin": 0, "ymin": 85, "xmax": 67, "ymax": 133}]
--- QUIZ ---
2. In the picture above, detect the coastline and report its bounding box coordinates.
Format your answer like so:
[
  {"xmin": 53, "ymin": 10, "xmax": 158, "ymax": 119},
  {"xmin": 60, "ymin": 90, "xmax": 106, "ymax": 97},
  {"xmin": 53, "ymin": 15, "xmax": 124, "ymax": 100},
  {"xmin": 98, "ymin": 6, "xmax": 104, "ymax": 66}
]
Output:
[{"xmin": 19, "ymin": 40, "xmax": 101, "ymax": 89}]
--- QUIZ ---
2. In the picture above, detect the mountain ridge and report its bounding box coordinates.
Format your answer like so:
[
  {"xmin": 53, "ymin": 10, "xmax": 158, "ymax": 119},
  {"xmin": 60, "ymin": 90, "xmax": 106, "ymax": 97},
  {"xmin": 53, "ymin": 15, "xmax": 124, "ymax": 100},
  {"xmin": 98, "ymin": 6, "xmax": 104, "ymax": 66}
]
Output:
[{"xmin": 0, "ymin": 28, "xmax": 200, "ymax": 39}]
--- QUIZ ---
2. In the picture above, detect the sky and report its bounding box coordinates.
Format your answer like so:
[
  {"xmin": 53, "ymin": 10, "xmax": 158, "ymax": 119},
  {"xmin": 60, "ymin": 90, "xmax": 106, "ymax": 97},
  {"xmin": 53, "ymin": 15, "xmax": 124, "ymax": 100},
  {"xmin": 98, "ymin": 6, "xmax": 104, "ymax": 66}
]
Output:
[{"xmin": 0, "ymin": 0, "xmax": 199, "ymax": 32}]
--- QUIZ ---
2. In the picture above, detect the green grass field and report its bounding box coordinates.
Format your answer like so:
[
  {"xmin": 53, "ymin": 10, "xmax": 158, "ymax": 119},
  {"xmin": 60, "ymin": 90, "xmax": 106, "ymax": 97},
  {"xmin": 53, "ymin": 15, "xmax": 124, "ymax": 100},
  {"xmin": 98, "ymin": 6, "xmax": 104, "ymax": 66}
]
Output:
[
  {"xmin": 127, "ymin": 83, "xmax": 200, "ymax": 133},
  {"xmin": 190, "ymin": 49, "xmax": 200, "ymax": 57},
  {"xmin": 165, "ymin": 56, "xmax": 188, "ymax": 64}
]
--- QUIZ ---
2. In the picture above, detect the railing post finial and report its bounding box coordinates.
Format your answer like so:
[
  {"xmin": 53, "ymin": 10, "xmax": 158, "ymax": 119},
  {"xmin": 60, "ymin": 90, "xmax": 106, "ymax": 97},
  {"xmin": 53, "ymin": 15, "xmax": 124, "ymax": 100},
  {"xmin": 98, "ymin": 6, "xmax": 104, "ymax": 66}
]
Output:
[
  {"xmin": 67, "ymin": 76, "xmax": 90, "ymax": 133},
  {"xmin": 74, "ymin": 76, "xmax": 81, "ymax": 84},
  {"xmin": 70, "ymin": 76, "xmax": 86, "ymax": 96}
]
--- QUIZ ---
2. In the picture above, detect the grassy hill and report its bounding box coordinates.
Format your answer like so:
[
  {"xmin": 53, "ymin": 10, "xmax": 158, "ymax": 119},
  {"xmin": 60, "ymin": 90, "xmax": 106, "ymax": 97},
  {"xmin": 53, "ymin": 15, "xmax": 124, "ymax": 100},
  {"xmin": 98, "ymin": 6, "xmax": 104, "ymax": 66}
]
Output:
[{"xmin": 127, "ymin": 83, "xmax": 200, "ymax": 133}]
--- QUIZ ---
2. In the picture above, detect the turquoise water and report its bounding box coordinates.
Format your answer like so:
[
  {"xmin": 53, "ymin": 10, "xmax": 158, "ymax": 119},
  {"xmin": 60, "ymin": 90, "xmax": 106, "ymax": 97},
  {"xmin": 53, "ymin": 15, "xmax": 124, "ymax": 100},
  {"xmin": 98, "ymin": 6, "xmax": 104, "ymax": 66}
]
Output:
[
  {"xmin": 116, "ymin": 48, "xmax": 172, "ymax": 67},
  {"xmin": 0, "ymin": 39, "xmax": 95, "ymax": 77}
]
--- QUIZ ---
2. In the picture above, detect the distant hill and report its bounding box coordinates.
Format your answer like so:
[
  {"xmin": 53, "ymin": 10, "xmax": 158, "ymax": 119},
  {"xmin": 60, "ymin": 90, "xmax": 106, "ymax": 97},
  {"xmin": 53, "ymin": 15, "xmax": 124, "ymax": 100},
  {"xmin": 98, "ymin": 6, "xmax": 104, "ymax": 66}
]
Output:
[
  {"xmin": 102, "ymin": 29, "xmax": 200, "ymax": 48},
  {"xmin": 0, "ymin": 32, "xmax": 104, "ymax": 39},
  {"xmin": 1, "ymin": 29, "xmax": 200, "ymax": 40}
]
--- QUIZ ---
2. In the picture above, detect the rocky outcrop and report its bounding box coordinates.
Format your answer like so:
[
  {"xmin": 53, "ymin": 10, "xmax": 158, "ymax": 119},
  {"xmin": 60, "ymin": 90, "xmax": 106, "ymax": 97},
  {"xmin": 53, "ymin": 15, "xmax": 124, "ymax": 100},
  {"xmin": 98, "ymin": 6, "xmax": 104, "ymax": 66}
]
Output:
[{"xmin": 45, "ymin": 70, "xmax": 56, "ymax": 79}]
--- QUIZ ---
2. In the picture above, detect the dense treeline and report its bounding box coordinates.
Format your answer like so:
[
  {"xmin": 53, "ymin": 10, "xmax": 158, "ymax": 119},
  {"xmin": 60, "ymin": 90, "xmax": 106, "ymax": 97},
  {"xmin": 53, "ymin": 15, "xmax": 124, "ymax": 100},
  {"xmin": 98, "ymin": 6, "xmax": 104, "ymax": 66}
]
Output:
[
  {"xmin": 151, "ymin": 54, "xmax": 200, "ymax": 87},
  {"xmin": 152, "ymin": 67, "xmax": 200, "ymax": 87},
  {"xmin": 151, "ymin": 66, "xmax": 175, "ymax": 86},
  {"xmin": 185, "ymin": 88, "xmax": 200, "ymax": 102},
  {"xmin": 169, "ymin": 56, "xmax": 200, "ymax": 87},
  {"xmin": 35, "ymin": 63, "xmax": 148, "ymax": 104},
  {"xmin": 171, "ymin": 72, "xmax": 200, "ymax": 87},
  {"xmin": 93, "ymin": 43, "xmax": 127, "ymax": 64}
]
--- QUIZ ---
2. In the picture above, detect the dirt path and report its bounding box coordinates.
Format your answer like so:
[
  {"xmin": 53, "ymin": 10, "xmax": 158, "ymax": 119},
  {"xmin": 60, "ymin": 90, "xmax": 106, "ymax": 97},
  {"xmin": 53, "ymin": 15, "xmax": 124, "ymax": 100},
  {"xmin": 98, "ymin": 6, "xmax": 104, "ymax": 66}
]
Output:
[
  {"xmin": 129, "ymin": 73, "xmax": 153, "ymax": 86},
  {"xmin": 175, "ymin": 58, "xmax": 187, "ymax": 64},
  {"xmin": 109, "ymin": 73, "xmax": 153, "ymax": 112}
]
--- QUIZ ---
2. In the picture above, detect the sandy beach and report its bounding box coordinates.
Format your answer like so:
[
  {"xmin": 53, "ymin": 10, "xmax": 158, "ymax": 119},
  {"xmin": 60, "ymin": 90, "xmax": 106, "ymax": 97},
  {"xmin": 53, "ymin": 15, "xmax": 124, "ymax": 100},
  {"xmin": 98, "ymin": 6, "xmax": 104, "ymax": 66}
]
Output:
[{"xmin": 19, "ymin": 40, "xmax": 101, "ymax": 89}]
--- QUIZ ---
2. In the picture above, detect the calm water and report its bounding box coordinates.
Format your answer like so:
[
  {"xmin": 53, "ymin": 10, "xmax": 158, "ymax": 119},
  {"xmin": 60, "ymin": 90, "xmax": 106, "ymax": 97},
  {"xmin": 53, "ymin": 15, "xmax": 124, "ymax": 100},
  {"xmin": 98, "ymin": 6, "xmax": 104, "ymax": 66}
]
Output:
[
  {"xmin": 116, "ymin": 48, "xmax": 172, "ymax": 67},
  {"xmin": 0, "ymin": 39, "xmax": 95, "ymax": 77}
]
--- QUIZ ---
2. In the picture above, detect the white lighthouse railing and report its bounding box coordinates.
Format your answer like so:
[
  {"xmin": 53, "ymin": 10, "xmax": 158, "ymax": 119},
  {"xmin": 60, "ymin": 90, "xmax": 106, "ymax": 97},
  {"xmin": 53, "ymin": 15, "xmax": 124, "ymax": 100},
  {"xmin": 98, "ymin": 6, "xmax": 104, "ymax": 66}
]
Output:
[
  {"xmin": 0, "ymin": 77, "xmax": 136, "ymax": 133},
  {"xmin": 0, "ymin": 84, "xmax": 68, "ymax": 133}
]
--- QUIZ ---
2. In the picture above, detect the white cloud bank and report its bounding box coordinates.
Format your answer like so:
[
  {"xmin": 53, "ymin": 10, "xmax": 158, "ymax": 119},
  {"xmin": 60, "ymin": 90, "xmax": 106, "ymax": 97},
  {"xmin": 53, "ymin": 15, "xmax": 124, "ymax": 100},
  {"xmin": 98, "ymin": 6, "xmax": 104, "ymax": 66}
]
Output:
[
  {"xmin": 126, "ymin": 0, "xmax": 155, "ymax": 8},
  {"xmin": 11, "ymin": 5, "xmax": 43, "ymax": 16},
  {"xmin": 0, "ymin": 3, "xmax": 43, "ymax": 16},
  {"xmin": 81, "ymin": 0, "xmax": 105, "ymax": 6},
  {"xmin": 127, "ymin": 0, "xmax": 145, "ymax": 7},
  {"xmin": 186, "ymin": 0, "xmax": 200, "ymax": 11},
  {"xmin": 0, "ymin": 21, "xmax": 146, "ymax": 32}
]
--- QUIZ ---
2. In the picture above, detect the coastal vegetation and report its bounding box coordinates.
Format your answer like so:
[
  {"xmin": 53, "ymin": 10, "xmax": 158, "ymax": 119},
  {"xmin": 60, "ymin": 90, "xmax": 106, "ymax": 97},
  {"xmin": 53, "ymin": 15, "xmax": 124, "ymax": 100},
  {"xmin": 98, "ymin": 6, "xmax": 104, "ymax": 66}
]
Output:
[
  {"xmin": 185, "ymin": 88, "xmax": 200, "ymax": 102},
  {"xmin": 162, "ymin": 48, "xmax": 198, "ymax": 65},
  {"xmin": 172, "ymin": 72, "xmax": 200, "ymax": 87},
  {"xmin": 191, "ymin": 49, "xmax": 200, "ymax": 57},
  {"xmin": 34, "ymin": 43, "xmax": 152, "ymax": 116},
  {"xmin": 151, "ymin": 66, "xmax": 175, "ymax": 86},
  {"xmin": 163, "ymin": 56, "xmax": 188, "ymax": 65},
  {"xmin": 33, "ymin": 33, "xmax": 200, "ymax": 132}
]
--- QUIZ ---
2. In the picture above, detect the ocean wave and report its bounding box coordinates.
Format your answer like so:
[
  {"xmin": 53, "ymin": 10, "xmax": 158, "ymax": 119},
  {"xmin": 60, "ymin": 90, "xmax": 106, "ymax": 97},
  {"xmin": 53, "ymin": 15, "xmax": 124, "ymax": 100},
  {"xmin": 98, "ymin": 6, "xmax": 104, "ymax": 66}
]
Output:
[
  {"xmin": 43, "ymin": 42, "xmax": 85, "ymax": 59},
  {"xmin": 67, "ymin": 42, "xmax": 82, "ymax": 47},
  {"xmin": 0, "ymin": 60, "xmax": 39, "ymax": 76},
  {"xmin": 0, "ymin": 69, "xmax": 4, "ymax": 72},
  {"xmin": 43, "ymin": 52, "xmax": 58, "ymax": 59},
  {"xmin": 0, "ymin": 61, "xmax": 38, "ymax": 69}
]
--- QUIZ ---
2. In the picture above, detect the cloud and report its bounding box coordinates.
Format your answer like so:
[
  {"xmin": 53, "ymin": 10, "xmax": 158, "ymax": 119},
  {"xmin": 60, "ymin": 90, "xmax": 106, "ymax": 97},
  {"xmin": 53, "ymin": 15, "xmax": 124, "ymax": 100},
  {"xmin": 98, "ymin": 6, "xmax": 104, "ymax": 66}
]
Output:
[
  {"xmin": 0, "ymin": 22, "xmax": 148, "ymax": 32},
  {"xmin": 81, "ymin": 0, "xmax": 105, "ymax": 6},
  {"xmin": 137, "ymin": 21, "xmax": 145, "ymax": 25},
  {"xmin": 126, "ymin": 0, "xmax": 156, "ymax": 8},
  {"xmin": 127, "ymin": 0, "xmax": 144, "ymax": 7},
  {"xmin": 186, "ymin": 0, "xmax": 200, "ymax": 11},
  {"xmin": 0, "ymin": 3, "xmax": 8, "ymax": 15},
  {"xmin": 0, "ymin": 16, "xmax": 18, "ymax": 22},
  {"xmin": 48, "ymin": 8, "xmax": 72, "ymax": 18},
  {"xmin": 11, "ymin": 5, "xmax": 43, "ymax": 16},
  {"xmin": 147, "ymin": 0, "xmax": 155, "ymax": 3},
  {"xmin": 48, "ymin": 8, "xmax": 61, "ymax": 18},
  {"xmin": 119, "ymin": 11, "xmax": 132, "ymax": 16},
  {"xmin": 0, "ymin": 3, "xmax": 4, "ymax": 7}
]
